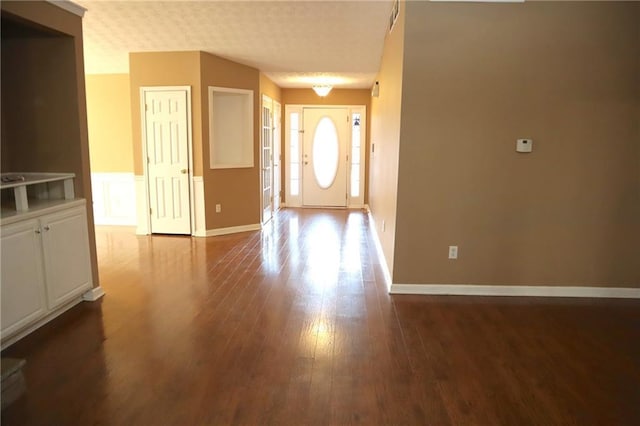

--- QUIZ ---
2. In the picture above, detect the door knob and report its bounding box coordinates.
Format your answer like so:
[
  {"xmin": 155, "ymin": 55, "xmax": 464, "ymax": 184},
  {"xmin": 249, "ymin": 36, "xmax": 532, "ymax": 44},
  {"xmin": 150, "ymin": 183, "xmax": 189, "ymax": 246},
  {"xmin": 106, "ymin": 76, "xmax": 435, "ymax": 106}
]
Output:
[{"xmin": 180, "ymin": 169, "xmax": 188, "ymax": 174}]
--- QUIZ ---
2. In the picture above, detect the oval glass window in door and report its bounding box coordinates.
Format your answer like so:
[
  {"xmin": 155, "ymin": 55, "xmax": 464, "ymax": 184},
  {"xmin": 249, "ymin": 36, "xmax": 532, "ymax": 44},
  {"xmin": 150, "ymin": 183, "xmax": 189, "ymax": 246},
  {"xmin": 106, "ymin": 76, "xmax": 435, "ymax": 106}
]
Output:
[{"xmin": 312, "ymin": 117, "xmax": 339, "ymax": 189}]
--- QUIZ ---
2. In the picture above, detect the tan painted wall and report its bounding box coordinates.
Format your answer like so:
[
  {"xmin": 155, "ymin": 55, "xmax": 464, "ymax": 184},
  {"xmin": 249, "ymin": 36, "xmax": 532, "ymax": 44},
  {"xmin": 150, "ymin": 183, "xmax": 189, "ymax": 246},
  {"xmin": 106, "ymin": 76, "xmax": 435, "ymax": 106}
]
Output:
[
  {"xmin": 282, "ymin": 88, "xmax": 372, "ymax": 204},
  {"xmin": 200, "ymin": 52, "xmax": 261, "ymax": 229},
  {"xmin": 129, "ymin": 51, "xmax": 263, "ymax": 231},
  {"xmin": 282, "ymin": 89, "xmax": 370, "ymax": 107},
  {"xmin": 260, "ymin": 73, "xmax": 282, "ymax": 103},
  {"xmin": 86, "ymin": 74, "xmax": 134, "ymax": 173},
  {"xmin": 394, "ymin": 2, "xmax": 640, "ymax": 287},
  {"xmin": 1, "ymin": 0, "xmax": 99, "ymax": 288},
  {"xmin": 368, "ymin": 3, "xmax": 405, "ymax": 279},
  {"xmin": 129, "ymin": 51, "xmax": 202, "ymax": 176}
]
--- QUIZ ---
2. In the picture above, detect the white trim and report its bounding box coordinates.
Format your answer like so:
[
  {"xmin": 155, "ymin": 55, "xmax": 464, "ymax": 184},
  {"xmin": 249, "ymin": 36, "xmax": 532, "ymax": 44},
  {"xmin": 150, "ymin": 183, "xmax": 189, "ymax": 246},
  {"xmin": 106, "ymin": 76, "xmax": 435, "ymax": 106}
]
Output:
[
  {"xmin": 208, "ymin": 86, "xmax": 254, "ymax": 169},
  {"xmin": 139, "ymin": 86, "xmax": 194, "ymax": 235},
  {"xmin": 367, "ymin": 211, "xmax": 392, "ymax": 291},
  {"xmin": 348, "ymin": 204, "xmax": 368, "ymax": 210},
  {"xmin": 46, "ymin": 0, "xmax": 86, "ymax": 17},
  {"xmin": 285, "ymin": 104, "xmax": 367, "ymax": 209},
  {"xmin": 284, "ymin": 105, "xmax": 303, "ymax": 207},
  {"xmin": 197, "ymin": 223, "xmax": 262, "ymax": 238},
  {"xmin": 134, "ymin": 176, "xmax": 149, "ymax": 235},
  {"xmin": 192, "ymin": 176, "xmax": 206, "ymax": 237},
  {"xmin": 82, "ymin": 286, "xmax": 105, "ymax": 302},
  {"xmin": 90, "ymin": 172, "xmax": 136, "ymax": 226},
  {"xmin": 347, "ymin": 106, "xmax": 366, "ymax": 208},
  {"xmin": 390, "ymin": 284, "xmax": 640, "ymax": 299}
]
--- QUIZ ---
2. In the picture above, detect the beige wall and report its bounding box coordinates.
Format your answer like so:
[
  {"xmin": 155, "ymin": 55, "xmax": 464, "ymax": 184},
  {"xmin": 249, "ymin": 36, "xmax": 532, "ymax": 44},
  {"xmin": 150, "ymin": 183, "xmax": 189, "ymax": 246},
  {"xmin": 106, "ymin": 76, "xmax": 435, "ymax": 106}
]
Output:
[
  {"xmin": 0, "ymin": 0, "xmax": 99, "ymax": 288},
  {"xmin": 282, "ymin": 88, "xmax": 372, "ymax": 204},
  {"xmin": 200, "ymin": 52, "xmax": 261, "ymax": 229},
  {"xmin": 282, "ymin": 88, "xmax": 370, "ymax": 107},
  {"xmin": 394, "ymin": 2, "xmax": 640, "ymax": 287},
  {"xmin": 86, "ymin": 74, "xmax": 134, "ymax": 173},
  {"xmin": 129, "ymin": 51, "xmax": 262, "ymax": 230},
  {"xmin": 368, "ymin": 3, "xmax": 405, "ymax": 279},
  {"xmin": 129, "ymin": 51, "xmax": 202, "ymax": 176},
  {"xmin": 260, "ymin": 73, "xmax": 282, "ymax": 103}
]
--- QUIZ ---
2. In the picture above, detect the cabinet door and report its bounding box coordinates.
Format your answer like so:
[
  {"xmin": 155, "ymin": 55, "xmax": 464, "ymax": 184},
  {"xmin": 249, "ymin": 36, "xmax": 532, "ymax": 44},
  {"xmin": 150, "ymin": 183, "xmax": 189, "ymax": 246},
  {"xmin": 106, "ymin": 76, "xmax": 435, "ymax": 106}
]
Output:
[
  {"xmin": 1, "ymin": 219, "xmax": 47, "ymax": 338},
  {"xmin": 41, "ymin": 206, "xmax": 93, "ymax": 309}
]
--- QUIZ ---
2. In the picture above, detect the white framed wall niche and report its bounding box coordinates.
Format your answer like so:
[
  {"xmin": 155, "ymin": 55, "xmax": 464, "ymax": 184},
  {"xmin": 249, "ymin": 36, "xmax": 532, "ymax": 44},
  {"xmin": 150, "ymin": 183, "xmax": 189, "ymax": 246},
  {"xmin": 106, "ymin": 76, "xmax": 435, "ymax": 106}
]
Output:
[{"xmin": 208, "ymin": 86, "xmax": 254, "ymax": 169}]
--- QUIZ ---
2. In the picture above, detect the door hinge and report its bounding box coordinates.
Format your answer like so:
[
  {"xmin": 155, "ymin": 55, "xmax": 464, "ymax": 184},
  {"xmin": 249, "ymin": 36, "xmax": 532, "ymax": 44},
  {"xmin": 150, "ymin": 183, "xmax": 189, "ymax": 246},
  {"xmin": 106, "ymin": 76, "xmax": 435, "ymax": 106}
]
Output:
[
  {"xmin": 147, "ymin": 156, "xmax": 150, "ymax": 164},
  {"xmin": 149, "ymin": 208, "xmax": 152, "ymax": 215},
  {"xmin": 145, "ymin": 103, "xmax": 148, "ymax": 111}
]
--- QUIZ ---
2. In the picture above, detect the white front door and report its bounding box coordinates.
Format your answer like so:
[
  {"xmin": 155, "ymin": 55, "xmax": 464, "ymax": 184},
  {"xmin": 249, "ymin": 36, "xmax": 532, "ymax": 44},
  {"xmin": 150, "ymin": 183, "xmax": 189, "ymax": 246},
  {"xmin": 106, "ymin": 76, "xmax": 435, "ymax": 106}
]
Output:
[
  {"xmin": 144, "ymin": 89, "xmax": 191, "ymax": 234},
  {"xmin": 302, "ymin": 108, "xmax": 349, "ymax": 207}
]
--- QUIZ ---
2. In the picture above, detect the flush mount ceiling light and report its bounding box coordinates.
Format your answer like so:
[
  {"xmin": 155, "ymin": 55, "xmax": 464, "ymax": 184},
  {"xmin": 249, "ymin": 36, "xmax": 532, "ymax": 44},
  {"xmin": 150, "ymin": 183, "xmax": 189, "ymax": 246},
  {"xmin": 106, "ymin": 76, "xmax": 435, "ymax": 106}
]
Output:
[{"xmin": 312, "ymin": 85, "xmax": 332, "ymax": 97}]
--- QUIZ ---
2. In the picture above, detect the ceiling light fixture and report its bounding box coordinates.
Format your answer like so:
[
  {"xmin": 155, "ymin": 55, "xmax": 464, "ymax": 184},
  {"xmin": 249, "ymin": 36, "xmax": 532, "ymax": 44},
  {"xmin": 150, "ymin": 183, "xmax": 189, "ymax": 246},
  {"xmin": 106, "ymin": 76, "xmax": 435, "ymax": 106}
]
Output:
[{"xmin": 312, "ymin": 85, "xmax": 332, "ymax": 97}]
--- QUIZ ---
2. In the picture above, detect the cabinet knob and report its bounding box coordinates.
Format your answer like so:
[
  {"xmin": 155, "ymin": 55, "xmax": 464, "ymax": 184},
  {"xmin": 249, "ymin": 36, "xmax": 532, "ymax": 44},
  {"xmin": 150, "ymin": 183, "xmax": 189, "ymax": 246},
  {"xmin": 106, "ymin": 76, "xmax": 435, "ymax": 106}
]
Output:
[
  {"xmin": 44, "ymin": 226, "xmax": 50, "ymax": 231},
  {"xmin": 35, "ymin": 229, "xmax": 41, "ymax": 234}
]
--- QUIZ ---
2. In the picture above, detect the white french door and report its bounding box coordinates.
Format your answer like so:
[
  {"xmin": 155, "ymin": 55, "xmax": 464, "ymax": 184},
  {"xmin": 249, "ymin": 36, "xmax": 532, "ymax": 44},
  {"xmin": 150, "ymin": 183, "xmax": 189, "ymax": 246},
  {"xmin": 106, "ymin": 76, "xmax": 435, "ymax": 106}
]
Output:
[
  {"xmin": 142, "ymin": 87, "xmax": 192, "ymax": 235},
  {"xmin": 273, "ymin": 101, "xmax": 282, "ymax": 211},
  {"xmin": 302, "ymin": 108, "xmax": 349, "ymax": 207},
  {"xmin": 261, "ymin": 96, "xmax": 274, "ymax": 223},
  {"xmin": 261, "ymin": 96, "xmax": 282, "ymax": 223}
]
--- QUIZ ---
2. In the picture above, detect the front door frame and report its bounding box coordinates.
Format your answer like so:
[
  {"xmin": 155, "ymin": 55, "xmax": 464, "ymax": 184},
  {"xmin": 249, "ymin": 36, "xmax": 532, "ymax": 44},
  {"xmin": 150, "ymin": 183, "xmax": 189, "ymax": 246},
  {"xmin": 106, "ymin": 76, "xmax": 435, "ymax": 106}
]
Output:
[
  {"xmin": 284, "ymin": 104, "xmax": 367, "ymax": 209},
  {"xmin": 139, "ymin": 86, "xmax": 195, "ymax": 235}
]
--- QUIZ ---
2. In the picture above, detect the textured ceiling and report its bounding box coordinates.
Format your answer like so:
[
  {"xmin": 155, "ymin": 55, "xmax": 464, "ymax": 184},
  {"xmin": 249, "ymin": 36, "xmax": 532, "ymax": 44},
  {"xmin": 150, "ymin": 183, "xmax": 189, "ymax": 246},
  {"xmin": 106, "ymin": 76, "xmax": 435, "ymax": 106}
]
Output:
[{"xmin": 76, "ymin": 0, "xmax": 394, "ymax": 89}]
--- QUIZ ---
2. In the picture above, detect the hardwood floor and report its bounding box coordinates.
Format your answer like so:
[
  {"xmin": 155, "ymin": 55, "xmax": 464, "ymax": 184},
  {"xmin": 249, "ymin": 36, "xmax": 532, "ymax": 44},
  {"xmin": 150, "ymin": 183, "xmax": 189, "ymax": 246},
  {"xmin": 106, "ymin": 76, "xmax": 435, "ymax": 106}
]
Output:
[{"xmin": 2, "ymin": 208, "xmax": 639, "ymax": 425}]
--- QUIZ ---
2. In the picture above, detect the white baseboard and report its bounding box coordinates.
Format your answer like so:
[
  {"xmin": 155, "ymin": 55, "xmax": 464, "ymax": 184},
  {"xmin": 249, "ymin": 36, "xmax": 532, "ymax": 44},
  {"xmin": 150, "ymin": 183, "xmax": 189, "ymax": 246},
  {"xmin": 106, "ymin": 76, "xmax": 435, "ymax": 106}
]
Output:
[
  {"xmin": 91, "ymin": 173, "xmax": 136, "ymax": 226},
  {"xmin": 390, "ymin": 284, "xmax": 640, "ymax": 299},
  {"xmin": 192, "ymin": 176, "xmax": 206, "ymax": 236},
  {"xmin": 367, "ymin": 211, "xmax": 392, "ymax": 291},
  {"xmin": 194, "ymin": 223, "xmax": 262, "ymax": 237},
  {"xmin": 82, "ymin": 286, "xmax": 106, "ymax": 301}
]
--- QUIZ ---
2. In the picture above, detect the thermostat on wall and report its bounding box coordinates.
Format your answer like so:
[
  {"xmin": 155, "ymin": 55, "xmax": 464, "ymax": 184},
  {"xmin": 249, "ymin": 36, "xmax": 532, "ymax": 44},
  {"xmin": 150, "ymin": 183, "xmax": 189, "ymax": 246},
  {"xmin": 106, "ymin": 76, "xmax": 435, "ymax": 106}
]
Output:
[{"xmin": 516, "ymin": 138, "xmax": 533, "ymax": 153}]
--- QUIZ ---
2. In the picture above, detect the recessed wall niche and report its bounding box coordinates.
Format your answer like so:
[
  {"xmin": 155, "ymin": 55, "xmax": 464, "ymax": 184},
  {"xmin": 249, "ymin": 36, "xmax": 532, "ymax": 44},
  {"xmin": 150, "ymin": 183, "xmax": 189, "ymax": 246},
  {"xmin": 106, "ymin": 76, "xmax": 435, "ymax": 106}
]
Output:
[{"xmin": 208, "ymin": 86, "xmax": 254, "ymax": 169}]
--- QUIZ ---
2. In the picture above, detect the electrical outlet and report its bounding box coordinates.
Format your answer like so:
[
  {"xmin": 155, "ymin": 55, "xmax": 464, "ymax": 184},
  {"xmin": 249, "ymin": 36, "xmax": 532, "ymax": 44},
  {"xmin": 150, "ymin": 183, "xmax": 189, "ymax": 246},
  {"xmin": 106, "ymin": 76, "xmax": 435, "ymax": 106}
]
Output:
[
  {"xmin": 448, "ymin": 245, "xmax": 458, "ymax": 260},
  {"xmin": 215, "ymin": 204, "xmax": 221, "ymax": 213}
]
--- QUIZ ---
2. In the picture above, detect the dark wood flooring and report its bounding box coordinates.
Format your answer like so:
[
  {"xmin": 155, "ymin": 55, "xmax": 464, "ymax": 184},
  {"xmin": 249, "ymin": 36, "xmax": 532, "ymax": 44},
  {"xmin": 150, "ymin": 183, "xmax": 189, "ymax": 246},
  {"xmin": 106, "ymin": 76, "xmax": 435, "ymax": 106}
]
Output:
[{"xmin": 2, "ymin": 208, "xmax": 639, "ymax": 425}]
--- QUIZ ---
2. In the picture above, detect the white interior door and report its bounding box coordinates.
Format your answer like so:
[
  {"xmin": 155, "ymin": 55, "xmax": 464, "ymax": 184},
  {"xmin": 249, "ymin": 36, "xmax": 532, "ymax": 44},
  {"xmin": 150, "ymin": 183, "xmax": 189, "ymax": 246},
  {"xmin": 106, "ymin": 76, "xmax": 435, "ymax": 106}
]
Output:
[
  {"xmin": 302, "ymin": 108, "xmax": 349, "ymax": 207},
  {"xmin": 261, "ymin": 96, "xmax": 273, "ymax": 223},
  {"xmin": 273, "ymin": 101, "xmax": 282, "ymax": 211},
  {"xmin": 144, "ymin": 89, "xmax": 191, "ymax": 234}
]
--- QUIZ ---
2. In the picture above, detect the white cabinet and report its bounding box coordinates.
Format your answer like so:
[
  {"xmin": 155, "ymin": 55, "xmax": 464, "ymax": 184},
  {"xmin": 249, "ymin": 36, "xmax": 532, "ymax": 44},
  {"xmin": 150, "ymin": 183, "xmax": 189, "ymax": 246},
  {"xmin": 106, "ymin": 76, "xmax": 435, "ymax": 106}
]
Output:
[
  {"xmin": 40, "ymin": 206, "xmax": 92, "ymax": 309},
  {"xmin": 1, "ymin": 173, "xmax": 94, "ymax": 347},
  {"xmin": 0, "ymin": 219, "xmax": 48, "ymax": 337}
]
